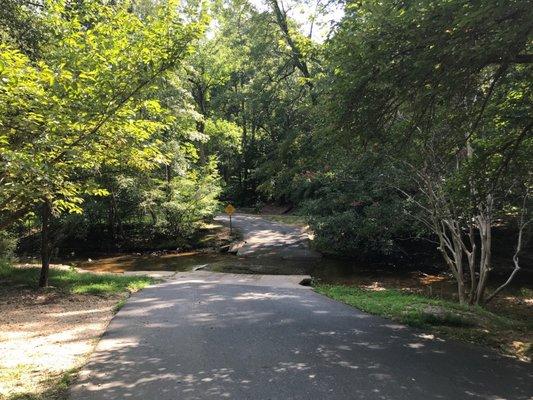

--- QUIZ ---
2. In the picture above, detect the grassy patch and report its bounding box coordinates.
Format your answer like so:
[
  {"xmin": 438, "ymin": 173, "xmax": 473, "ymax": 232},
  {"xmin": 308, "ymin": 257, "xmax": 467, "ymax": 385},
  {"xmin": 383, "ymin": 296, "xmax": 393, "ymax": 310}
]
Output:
[
  {"xmin": 0, "ymin": 263, "xmax": 154, "ymax": 296},
  {"xmin": 2, "ymin": 367, "xmax": 79, "ymax": 400},
  {"xmin": 260, "ymin": 214, "xmax": 308, "ymax": 227},
  {"xmin": 113, "ymin": 298, "xmax": 127, "ymax": 314},
  {"xmin": 518, "ymin": 287, "xmax": 533, "ymax": 298},
  {"xmin": 315, "ymin": 284, "xmax": 532, "ymax": 358}
]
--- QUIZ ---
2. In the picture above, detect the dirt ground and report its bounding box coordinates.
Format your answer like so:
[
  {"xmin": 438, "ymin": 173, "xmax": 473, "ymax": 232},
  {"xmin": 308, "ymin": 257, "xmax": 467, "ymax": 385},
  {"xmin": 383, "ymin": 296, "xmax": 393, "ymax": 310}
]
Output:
[{"xmin": 0, "ymin": 287, "xmax": 120, "ymax": 399}]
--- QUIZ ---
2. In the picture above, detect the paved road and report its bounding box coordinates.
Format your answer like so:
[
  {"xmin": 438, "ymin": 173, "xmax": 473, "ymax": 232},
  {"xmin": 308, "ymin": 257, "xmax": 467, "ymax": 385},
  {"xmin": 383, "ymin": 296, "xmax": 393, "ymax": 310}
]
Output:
[
  {"xmin": 71, "ymin": 272, "xmax": 532, "ymax": 400},
  {"xmin": 214, "ymin": 213, "xmax": 321, "ymax": 259}
]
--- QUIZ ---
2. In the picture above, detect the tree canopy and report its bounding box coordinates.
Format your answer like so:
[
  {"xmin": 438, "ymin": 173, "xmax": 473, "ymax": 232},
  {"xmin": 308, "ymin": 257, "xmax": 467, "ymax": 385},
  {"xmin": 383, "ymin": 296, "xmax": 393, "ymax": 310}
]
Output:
[{"xmin": 1, "ymin": 0, "xmax": 531, "ymax": 302}]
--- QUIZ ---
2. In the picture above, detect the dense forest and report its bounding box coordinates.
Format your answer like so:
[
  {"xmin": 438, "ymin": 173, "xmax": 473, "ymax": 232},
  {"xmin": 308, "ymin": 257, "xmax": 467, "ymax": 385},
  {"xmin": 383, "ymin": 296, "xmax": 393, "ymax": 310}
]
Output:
[{"xmin": 1, "ymin": 0, "xmax": 531, "ymax": 305}]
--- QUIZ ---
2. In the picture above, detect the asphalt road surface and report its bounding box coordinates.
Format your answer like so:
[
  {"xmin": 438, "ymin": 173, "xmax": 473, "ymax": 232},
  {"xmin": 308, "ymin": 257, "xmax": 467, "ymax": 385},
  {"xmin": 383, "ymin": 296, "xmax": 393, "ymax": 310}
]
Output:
[
  {"xmin": 214, "ymin": 213, "xmax": 321, "ymax": 259},
  {"xmin": 70, "ymin": 272, "xmax": 532, "ymax": 400}
]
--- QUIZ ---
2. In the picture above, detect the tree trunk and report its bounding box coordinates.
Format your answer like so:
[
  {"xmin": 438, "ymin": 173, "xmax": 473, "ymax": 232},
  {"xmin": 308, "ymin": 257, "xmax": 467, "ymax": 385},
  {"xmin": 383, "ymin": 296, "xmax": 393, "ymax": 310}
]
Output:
[
  {"xmin": 165, "ymin": 164, "xmax": 171, "ymax": 183},
  {"xmin": 108, "ymin": 199, "xmax": 116, "ymax": 241},
  {"xmin": 38, "ymin": 200, "xmax": 52, "ymax": 288},
  {"xmin": 149, "ymin": 209, "xmax": 157, "ymax": 225},
  {"xmin": 485, "ymin": 189, "xmax": 530, "ymax": 303},
  {"xmin": 466, "ymin": 224, "xmax": 477, "ymax": 305},
  {"xmin": 107, "ymin": 192, "xmax": 125, "ymax": 247},
  {"xmin": 196, "ymin": 119, "xmax": 207, "ymax": 164},
  {"xmin": 474, "ymin": 198, "xmax": 493, "ymax": 304}
]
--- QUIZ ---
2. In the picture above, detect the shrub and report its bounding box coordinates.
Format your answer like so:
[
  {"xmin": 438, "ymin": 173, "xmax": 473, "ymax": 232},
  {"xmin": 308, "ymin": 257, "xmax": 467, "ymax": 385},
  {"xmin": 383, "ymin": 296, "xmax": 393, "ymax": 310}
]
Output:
[{"xmin": 0, "ymin": 230, "xmax": 17, "ymax": 261}]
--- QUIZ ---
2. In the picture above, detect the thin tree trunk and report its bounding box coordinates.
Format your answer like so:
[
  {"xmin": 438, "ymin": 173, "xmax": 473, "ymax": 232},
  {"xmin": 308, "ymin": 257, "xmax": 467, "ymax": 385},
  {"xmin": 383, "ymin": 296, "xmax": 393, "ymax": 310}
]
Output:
[
  {"xmin": 464, "ymin": 134, "xmax": 477, "ymax": 304},
  {"xmin": 149, "ymin": 209, "xmax": 157, "ymax": 225},
  {"xmin": 485, "ymin": 190, "xmax": 530, "ymax": 303},
  {"xmin": 466, "ymin": 224, "xmax": 477, "ymax": 304},
  {"xmin": 474, "ymin": 199, "xmax": 493, "ymax": 304},
  {"xmin": 435, "ymin": 220, "xmax": 466, "ymax": 304},
  {"xmin": 108, "ymin": 199, "xmax": 116, "ymax": 241},
  {"xmin": 165, "ymin": 164, "xmax": 171, "ymax": 183},
  {"xmin": 38, "ymin": 200, "xmax": 52, "ymax": 288}
]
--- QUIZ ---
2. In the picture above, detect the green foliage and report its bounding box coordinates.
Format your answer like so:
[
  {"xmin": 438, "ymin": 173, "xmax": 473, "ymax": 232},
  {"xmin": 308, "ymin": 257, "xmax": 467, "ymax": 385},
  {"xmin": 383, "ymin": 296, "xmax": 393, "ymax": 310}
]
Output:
[
  {"xmin": 326, "ymin": 0, "xmax": 532, "ymax": 206},
  {"xmin": 0, "ymin": 0, "xmax": 43, "ymax": 58},
  {"xmin": 159, "ymin": 157, "xmax": 222, "ymax": 237},
  {"xmin": 1, "ymin": 0, "xmax": 225, "ymax": 257},
  {"xmin": 187, "ymin": 0, "xmax": 319, "ymax": 204},
  {"xmin": 2, "ymin": 0, "xmax": 531, "ymax": 290},
  {"xmin": 307, "ymin": 207, "xmax": 399, "ymax": 256},
  {"xmin": 204, "ymin": 118, "xmax": 241, "ymax": 181},
  {"xmin": 0, "ymin": 230, "xmax": 17, "ymax": 260},
  {"xmin": 1, "ymin": 0, "xmax": 202, "ymax": 228},
  {"xmin": 292, "ymin": 154, "xmax": 420, "ymax": 257},
  {"xmin": 290, "ymin": 0, "xmax": 532, "ymax": 264}
]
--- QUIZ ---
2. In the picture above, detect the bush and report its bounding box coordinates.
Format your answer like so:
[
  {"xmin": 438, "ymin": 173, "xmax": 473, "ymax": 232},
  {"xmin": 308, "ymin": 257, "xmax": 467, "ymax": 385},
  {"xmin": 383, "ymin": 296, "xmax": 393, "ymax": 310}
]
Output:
[
  {"xmin": 160, "ymin": 158, "xmax": 221, "ymax": 237},
  {"xmin": 302, "ymin": 191, "xmax": 416, "ymax": 258},
  {"xmin": 308, "ymin": 209, "xmax": 394, "ymax": 256},
  {"xmin": 0, "ymin": 230, "xmax": 17, "ymax": 261}
]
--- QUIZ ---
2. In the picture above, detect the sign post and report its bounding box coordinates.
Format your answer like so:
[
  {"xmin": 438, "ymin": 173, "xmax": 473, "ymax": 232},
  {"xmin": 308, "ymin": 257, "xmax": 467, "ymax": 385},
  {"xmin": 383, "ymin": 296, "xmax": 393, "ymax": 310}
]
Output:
[{"xmin": 224, "ymin": 204, "xmax": 236, "ymax": 235}]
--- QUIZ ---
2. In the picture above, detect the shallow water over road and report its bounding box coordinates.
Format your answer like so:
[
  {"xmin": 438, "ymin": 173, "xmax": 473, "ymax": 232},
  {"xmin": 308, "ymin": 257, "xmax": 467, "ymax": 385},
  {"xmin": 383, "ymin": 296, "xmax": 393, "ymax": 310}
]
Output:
[
  {"xmin": 75, "ymin": 250, "xmax": 457, "ymax": 295},
  {"xmin": 74, "ymin": 212, "xmax": 458, "ymax": 295},
  {"xmin": 77, "ymin": 250, "xmax": 330, "ymax": 276}
]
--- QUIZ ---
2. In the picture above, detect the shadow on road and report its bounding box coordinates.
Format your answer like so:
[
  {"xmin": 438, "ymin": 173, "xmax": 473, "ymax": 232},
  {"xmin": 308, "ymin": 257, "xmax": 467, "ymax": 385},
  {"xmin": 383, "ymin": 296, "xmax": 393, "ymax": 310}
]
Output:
[{"xmin": 71, "ymin": 278, "xmax": 533, "ymax": 399}]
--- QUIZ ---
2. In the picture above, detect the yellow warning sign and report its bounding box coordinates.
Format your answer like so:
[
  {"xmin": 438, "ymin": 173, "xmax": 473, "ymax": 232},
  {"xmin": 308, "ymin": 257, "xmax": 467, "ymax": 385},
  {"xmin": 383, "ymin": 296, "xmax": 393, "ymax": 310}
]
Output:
[{"xmin": 224, "ymin": 204, "xmax": 236, "ymax": 215}]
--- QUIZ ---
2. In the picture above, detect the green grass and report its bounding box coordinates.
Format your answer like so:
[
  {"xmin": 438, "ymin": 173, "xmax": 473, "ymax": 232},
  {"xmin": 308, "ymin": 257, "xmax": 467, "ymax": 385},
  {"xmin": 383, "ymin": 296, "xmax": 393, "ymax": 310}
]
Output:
[
  {"xmin": 113, "ymin": 298, "xmax": 127, "ymax": 314},
  {"xmin": 3, "ymin": 367, "xmax": 79, "ymax": 400},
  {"xmin": 260, "ymin": 214, "xmax": 308, "ymax": 227},
  {"xmin": 315, "ymin": 284, "xmax": 531, "ymax": 355},
  {"xmin": 0, "ymin": 262, "xmax": 154, "ymax": 296},
  {"xmin": 519, "ymin": 287, "xmax": 533, "ymax": 298},
  {"xmin": 316, "ymin": 285, "xmax": 477, "ymax": 327}
]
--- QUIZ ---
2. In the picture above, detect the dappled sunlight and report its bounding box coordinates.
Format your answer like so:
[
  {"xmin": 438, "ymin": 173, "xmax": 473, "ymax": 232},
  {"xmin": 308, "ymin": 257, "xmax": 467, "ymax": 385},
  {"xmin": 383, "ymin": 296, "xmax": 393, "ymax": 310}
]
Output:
[
  {"xmin": 414, "ymin": 333, "xmax": 445, "ymax": 342},
  {"xmin": 362, "ymin": 281, "xmax": 387, "ymax": 291},
  {"xmin": 214, "ymin": 214, "xmax": 320, "ymax": 260},
  {"xmin": 418, "ymin": 274, "xmax": 448, "ymax": 286},
  {"xmin": 273, "ymin": 362, "xmax": 311, "ymax": 373},
  {"xmin": 199, "ymin": 284, "xmax": 217, "ymax": 289},
  {"xmin": 233, "ymin": 292, "xmax": 299, "ymax": 300},
  {"xmin": 406, "ymin": 343, "xmax": 425, "ymax": 349},
  {"xmin": 70, "ymin": 278, "xmax": 533, "ymax": 400},
  {"xmin": 203, "ymin": 294, "xmax": 227, "ymax": 302},
  {"xmin": 353, "ymin": 341, "xmax": 387, "ymax": 350},
  {"xmin": 173, "ymin": 279, "xmax": 214, "ymax": 285},
  {"xmin": 0, "ymin": 291, "xmax": 119, "ymax": 397},
  {"xmin": 381, "ymin": 323, "xmax": 407, "ymax": 330},
  {"xmin": 47, "ymin": 307, "xmax": 111, "ymax": 318}
]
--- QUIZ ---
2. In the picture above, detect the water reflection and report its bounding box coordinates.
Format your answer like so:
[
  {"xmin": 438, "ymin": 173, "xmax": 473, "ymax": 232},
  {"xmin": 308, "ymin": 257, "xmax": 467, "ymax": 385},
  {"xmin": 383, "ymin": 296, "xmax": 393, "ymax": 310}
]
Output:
[
  {"xmin": 74, "ymin": 251, "xmax": 455, "ymax": 294},
  {"xmin": 77, "ymin": 252, "xmax": 230, "ymax": 273}
]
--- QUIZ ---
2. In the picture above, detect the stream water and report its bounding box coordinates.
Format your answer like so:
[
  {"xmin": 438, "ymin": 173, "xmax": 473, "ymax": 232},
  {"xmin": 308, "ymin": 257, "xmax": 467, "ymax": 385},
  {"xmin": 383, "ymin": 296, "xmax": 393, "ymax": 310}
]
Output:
[
  {"xmin": 76, "ymin": 250, "xmax": 357, "ymax": 278},
  {"xmin": 73, "ymin": 250, "xmax": 455, "ymax": 292}
]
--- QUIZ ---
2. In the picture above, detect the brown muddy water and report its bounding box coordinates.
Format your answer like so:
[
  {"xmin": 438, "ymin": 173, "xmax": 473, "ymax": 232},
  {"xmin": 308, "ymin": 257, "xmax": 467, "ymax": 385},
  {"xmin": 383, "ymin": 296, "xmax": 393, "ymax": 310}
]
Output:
[
  {"xmin": 72, "ymin": 249, "xmax": 533, "ymax": 302},
  {"xmin": 72, "ymin": 250, "xmax": 465, "ymax": 297},
  {"xmin": 76, "ymin": 250, "xmax": 346, "ymax": 277}
]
